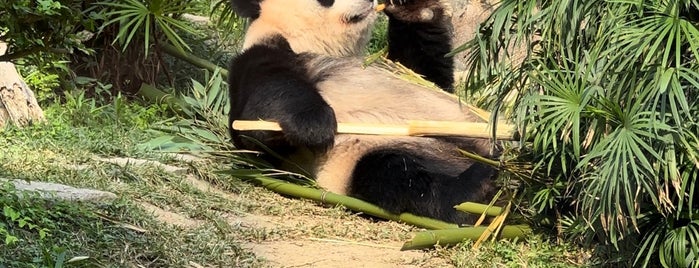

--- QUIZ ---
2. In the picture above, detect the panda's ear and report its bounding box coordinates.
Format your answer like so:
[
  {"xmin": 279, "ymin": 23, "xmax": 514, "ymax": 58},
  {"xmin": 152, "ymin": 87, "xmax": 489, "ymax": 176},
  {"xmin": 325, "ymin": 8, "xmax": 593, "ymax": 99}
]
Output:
[{"xmin": 230, "ymin": 0, "xmax": 261, "ymax": 18}]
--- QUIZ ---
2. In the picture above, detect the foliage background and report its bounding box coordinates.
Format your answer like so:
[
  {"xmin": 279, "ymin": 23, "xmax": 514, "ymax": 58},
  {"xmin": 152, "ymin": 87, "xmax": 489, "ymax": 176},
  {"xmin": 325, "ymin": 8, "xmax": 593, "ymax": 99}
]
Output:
[
  {"xmin": 459, "ymin": 0, "xmax": 699, "ymax": 266},
  {"xmin": 2, "ymin": 0, "xmax": 698, "ymax": 266}
]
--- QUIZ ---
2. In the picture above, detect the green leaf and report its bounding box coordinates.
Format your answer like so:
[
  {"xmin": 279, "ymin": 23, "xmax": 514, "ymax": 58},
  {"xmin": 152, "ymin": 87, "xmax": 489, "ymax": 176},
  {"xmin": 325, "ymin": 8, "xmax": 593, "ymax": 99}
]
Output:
[{"xmin": 5, "ymin": 235, "xmax": 19, "ymax": 245}]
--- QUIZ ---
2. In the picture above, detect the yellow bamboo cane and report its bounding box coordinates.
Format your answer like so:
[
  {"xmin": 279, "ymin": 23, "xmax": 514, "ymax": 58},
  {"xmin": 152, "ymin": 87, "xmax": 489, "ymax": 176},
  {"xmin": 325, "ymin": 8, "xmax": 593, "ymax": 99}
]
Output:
[{"xmin": 232, "ymin": 120, "xmax": 517, "ymax": 140}]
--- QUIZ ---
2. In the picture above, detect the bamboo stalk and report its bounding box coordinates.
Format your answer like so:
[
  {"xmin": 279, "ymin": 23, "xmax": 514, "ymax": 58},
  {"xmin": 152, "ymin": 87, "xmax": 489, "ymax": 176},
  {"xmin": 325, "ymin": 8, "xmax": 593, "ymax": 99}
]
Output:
[
  {"xmin": 453, "ymin": 202, "xmax": 504, "ymax": 217},
  {"xmin": 159, "ymin": 43, "xmax": 229, "ymax": 79},
  {"xmin": 136, "ymin": 83, "xmax": 186, "ymax": 113},
  {"xmin": 248, "ymin": 176, "xmax": 458, "ymax": 230},
  {"xmin": 232, "ymin": 120, "xmax": 516, "ymax": 140},
  {"xmin": 400, "ymin": 225, "xmax": 531, "ymax": 251}
]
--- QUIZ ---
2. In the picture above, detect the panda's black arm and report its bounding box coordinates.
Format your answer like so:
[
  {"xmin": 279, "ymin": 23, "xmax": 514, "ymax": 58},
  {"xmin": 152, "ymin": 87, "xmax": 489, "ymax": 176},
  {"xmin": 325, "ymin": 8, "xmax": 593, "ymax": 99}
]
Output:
[
  {"xmin": 228, "ymin": 36, "xmax": 336, "ymax": 153},
  {"xmin": 385, "ymin": 1, "xmax": 455, "ymax": 92}
]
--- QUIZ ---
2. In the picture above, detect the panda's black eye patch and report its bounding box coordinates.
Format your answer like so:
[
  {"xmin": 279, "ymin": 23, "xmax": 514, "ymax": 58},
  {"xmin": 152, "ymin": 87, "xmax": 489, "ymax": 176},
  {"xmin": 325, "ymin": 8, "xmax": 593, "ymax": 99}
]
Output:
[{"xmin": 317, "ymin": 0, "xmax": 334, "ymax": 7}]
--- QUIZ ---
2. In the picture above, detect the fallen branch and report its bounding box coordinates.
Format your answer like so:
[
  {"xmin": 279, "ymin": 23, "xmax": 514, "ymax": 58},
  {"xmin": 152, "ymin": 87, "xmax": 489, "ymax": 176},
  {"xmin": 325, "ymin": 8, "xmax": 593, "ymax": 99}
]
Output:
[{"xmin": 232, "ymin": 120, "xmax": 517, "ymax": 140}]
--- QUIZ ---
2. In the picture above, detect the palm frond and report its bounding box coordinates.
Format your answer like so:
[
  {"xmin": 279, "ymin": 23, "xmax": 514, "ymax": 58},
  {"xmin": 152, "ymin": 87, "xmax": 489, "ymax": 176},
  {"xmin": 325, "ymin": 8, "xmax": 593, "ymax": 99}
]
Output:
[
  {"xmin": 98, "ymin": 0, "xmax": 196, "ymax": 55},
  {"xmin": 460, "ymin": 0, "xmax": 699, "ymax": 265}
]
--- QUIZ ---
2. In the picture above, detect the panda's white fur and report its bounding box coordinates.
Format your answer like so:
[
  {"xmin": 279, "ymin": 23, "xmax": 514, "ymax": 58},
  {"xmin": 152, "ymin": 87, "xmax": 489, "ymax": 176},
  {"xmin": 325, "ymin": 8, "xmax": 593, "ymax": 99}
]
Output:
[
  {"xmin": 305, "ymin": 58, "xmax": 486, "ymax": 193},
  {"xmin": 243, "ymin": 0, "xmax": 378, "ymax": 57},
  {"xmin": 229, "ymin": 0, "xmax": 497, "ymax": 223}
]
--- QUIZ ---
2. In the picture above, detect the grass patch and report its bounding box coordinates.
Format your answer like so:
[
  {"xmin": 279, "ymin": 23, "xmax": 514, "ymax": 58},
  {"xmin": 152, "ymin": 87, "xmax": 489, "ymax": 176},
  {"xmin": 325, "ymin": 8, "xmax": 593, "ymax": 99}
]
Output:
[
  {"xmin": 435, "ymin": 236, "xmax": 588, "ymax": 268},
  {"xmin": 0, "ymin": 93, "xmax": 591, "ymax": 267},
  {"xmin": 0, "ymin": 184, "xmax": 259, "ymax": 267},
  {"xmin": 0, "ymin": 98, "xmax": 262, "ymax": 267}
]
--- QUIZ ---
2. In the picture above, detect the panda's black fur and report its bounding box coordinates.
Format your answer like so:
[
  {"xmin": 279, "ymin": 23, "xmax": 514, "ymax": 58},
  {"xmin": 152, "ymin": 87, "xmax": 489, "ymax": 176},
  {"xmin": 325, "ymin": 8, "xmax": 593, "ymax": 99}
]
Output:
[
  {"xmin": 228, "ymin": 0, "xmax": 498, "ymax": 224},
  {"xmin": 385, "ymin": 0, "xmax": 455, "ymax": 91}
]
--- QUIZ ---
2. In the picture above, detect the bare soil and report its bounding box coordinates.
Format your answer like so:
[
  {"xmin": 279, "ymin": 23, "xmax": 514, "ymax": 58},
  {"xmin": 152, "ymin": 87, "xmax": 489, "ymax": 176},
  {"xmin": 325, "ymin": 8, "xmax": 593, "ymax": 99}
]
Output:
[{"xmin": 129, "ymin": 158, "xmax": 451, "ymax": 267}]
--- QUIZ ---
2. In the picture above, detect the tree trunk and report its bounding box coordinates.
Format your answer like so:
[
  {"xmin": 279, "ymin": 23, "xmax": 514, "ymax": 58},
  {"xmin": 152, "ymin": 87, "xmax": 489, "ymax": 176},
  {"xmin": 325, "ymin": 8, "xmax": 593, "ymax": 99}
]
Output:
[{"xmin": 0, "ymin": 42, "xmax": 45, "ymax": 127}]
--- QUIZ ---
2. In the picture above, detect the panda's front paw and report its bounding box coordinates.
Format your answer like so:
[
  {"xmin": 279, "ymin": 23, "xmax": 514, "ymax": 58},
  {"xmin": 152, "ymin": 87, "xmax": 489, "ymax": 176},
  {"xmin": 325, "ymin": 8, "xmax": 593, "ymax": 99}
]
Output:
[
  {"xmin": 279, "ymin": 106, "xmax": 337, "ymax": 153},
  {"xmin": 383, "ymin": 0, "xmax": 452, "ymax": 23}
]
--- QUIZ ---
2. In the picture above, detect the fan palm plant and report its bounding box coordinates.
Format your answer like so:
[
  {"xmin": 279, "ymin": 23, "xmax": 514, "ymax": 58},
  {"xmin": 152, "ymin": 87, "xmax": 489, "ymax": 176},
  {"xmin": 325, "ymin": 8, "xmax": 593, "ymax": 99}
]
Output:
[
  {"xmin": 98, "ymin": 0, "xmax": 197, "ymax": 55},
  {"xmin": 458, "ymin": 0, "xmax": 699, "ymax": 266}
]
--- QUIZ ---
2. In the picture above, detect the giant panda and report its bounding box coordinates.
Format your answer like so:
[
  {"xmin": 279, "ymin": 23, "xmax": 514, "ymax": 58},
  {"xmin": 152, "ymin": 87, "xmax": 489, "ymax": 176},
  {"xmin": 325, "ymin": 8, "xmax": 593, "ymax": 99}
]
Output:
[{"xmin": 228, "ymin": 0, "xmax": 499, "ymax": 224}]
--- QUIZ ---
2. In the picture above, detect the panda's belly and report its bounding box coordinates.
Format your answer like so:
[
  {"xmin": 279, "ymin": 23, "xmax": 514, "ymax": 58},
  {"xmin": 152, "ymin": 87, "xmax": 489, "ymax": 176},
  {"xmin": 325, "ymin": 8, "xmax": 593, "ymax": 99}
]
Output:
[
  {"xmin": 307, "ymin": 63, "xmax": 488, "ymax": 195},
  {"xmin": 317, "ymin": 65, "xmax": 483, "ymax": 124},
  {"xmin": 313, "ymin": 134, "xmax": 472, "ymax": 194}
]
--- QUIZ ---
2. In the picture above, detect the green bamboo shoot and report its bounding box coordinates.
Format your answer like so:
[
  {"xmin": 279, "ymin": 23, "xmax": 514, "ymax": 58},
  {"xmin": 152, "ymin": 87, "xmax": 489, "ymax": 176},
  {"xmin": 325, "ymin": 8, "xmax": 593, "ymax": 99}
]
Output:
[
  {"xmin": 401, "ymin": 225, "xmax": 531, "ymax": 250},
  {"xmin": 137, "ymin": 83, "xmax": 186, "ymax": 112},
  {"xmin": 453, "ymin": 202, "xmax": 503, "ymax": 217},
  {"xmin": 159, "ymin": 43, "xmax": 229, "ymax": 79},
  {"xmin": 248, "ymin": 176, "xmax": 458, "ymax": 230}
]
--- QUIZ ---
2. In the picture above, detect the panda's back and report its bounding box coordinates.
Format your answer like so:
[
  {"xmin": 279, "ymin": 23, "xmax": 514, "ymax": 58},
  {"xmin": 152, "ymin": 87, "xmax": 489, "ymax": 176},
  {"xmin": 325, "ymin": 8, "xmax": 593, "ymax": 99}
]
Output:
[{"xmin": 312, "ymin": 60, "xmax": 483, "ymax": 124}]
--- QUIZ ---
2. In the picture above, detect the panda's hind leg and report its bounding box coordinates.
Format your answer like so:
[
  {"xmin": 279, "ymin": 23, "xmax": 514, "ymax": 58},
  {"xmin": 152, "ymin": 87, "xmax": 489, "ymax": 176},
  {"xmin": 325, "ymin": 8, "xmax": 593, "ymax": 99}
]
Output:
[{"xmin": 347, "ymin": 148, "xmax": 496, "ymax": 224}]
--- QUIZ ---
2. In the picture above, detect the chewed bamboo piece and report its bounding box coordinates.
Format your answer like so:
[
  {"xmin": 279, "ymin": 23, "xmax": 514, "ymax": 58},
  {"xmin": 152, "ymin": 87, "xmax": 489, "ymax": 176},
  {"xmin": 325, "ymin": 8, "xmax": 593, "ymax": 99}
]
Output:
[
  {"xmin": 375, "ymin": 3, "xmax": 386, "ymax": 11},
  {"xmin": 232, "ymin": 120, "xmax": 517, "ymax": 140}
]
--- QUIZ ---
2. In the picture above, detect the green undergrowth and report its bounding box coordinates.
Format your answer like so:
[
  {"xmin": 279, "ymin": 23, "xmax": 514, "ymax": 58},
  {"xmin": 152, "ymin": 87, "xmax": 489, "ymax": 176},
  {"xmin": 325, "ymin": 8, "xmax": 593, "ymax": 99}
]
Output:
[
  {"xmin": 0, "ymin": 93, "xmax": 590, "ymax": 267},
  {"xmin": 0, "ymin": 97, "xmax": 262, "ymax": 267},
  {"xmin": 0, "ymin": 183, "xmax": 257, "ymax": 267},
  {"xmin": 433, "ymin": 236, "xmax": 588, "ymax": 268}
]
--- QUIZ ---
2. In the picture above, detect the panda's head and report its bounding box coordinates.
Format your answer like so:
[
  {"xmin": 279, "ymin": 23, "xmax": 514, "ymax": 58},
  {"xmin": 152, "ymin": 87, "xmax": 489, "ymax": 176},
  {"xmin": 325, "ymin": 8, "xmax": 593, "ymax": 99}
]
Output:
[{"xmin": 231, "ymin": 0, "xmax": 378, "ymax": 56}]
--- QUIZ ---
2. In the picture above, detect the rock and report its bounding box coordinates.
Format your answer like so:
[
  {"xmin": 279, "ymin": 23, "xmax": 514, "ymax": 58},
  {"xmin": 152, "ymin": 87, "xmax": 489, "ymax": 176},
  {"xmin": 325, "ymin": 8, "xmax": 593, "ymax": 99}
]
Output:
[
  {"xmin": 181, "ymin": 13, "xmax": 210, "ymax": 25},
  {"xmin": 0, "ymin": 42, "xmax": 45, "ymax": 127},
  {"xmin": 166, "ymin": 153, "xmax": 204, "ymax": 163},
  {"xmin": 1, "ymin": 178, "xmax": 117, "ymax": 202},
  {"xmin": 451, "ymin": 0, "xmax": 498, "ymax": 70}
]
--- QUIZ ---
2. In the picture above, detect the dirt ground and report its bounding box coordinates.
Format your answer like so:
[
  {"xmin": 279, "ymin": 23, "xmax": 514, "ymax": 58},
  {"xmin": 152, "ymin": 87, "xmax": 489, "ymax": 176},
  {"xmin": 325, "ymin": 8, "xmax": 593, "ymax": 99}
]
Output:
[
  {"xmin": 136, "ymin": 169, "xmax": 450, "ymax": 268},
  {"xmin": 247, "ymin": 240, "xmax": 428, "ymax": 268}
]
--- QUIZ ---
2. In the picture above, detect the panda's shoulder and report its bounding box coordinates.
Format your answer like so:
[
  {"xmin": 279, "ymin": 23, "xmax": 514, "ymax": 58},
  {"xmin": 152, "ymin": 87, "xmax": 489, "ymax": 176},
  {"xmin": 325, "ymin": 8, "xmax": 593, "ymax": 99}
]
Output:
[
  {"xmin": 234, "ymin": 35, "xmax": 293, "ymax": 64},
  {"xmin": 231, "ymin": 35, "xmax": 312, "ymax": 79}
]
